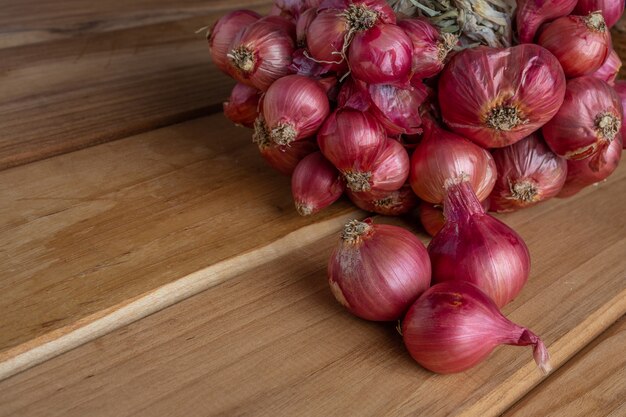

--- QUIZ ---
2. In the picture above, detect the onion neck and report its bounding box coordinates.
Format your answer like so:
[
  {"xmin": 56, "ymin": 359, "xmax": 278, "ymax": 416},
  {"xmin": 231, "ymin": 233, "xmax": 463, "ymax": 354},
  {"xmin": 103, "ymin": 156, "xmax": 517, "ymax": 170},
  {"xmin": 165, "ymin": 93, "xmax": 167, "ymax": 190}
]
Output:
[
  {"xmin": 443, "ymin": 178, "xmax": 485, "ymax": 222},
  {"xmin": 509, "ymin": 179, "xmax": 538, "ymax": 203},
  {"xmin": 296, "ymin": 202, "xmax": 313, "ymax": 216},
  {"xmin": 228, "ymin": 46, "xmax": 256, "ymax": 73},
  {"xmin": 341, "ymin": 219, "xmax": 373, "ymax": 245},
  {"xmin": 271, "ymin": 123, "xmax": 297, "ymax": 146},
  {"xmin": 344, "ymin": 171, "xmax": 372, "ymax": 192},
  {"xmin": 503, "ymin": 327, "xmax": 552, "ymax": 375},
  {"xmin": 485, "ymin": 105, "xmax": 528, "ymax": 131},
  {"xmin": 343, "ymin": 4, "xmax": 379, "ymax": 33},
  {"xmin": 595, "ymin": 112, "xmax": 620, "ymax": 142},
  {"xmin": 585, "ymin": 11, "xmax": 607, "ymax": 32},
  {"xmin": 436, "ymin": 33, "xmax": 458, "ymax": 62}
]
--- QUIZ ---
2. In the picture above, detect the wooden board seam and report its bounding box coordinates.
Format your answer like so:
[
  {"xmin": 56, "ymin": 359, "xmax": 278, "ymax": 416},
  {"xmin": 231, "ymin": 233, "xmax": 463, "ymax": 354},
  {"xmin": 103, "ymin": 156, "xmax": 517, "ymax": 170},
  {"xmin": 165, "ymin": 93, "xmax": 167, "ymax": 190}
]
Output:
[{"xmin": 0, "ymin": 210, "xmax": 362, "ymax": 381}]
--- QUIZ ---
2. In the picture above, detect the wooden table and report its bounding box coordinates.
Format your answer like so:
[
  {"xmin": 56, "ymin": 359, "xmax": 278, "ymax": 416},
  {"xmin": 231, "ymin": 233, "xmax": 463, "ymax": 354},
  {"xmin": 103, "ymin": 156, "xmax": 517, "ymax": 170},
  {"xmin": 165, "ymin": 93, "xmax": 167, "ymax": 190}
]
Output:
[{"xmin": 0, "ymin": 2, "xmax": 624, "ymax": 416}]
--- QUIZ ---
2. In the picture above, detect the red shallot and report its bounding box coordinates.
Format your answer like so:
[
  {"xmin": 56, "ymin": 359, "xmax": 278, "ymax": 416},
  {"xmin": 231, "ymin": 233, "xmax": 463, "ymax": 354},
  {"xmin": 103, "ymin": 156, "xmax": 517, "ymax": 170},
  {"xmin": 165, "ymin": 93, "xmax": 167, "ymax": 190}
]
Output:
[
  {"xmin": 263, "ymin": 75, "xmax": 330, "ymax": 145},
  {"xmin": 489, "ymin": 134, "xmax": 568, "ymax": 212},
  {"xmin": 409, "ymin": 119, "xmax": 497, "ymax": 203},
  {"xmin": 347, "ymin": 184, "xmax": 418, "ymax": 216},
  {"xmin": 428, "ymin": 178, "xmax": 531, "ymax": 308},
  {"xmin": 328, "ymin": 218, "xmax": 431, "ymax": 321},
  {"xmin": 574, "ymin": 0, "xmax": 625, "ymax": 28},
  {"xmin": 591, "ymin": 48, "xmax": 622, "ymax": 85},
  {"xmin": 208, "ymin": 10, "xmax": 261, "ymax": 75},
  {"xmin": 398, "ymin": 18, "xmax": 457, "ymax": 79},
  {"xmin": 402, "ymin": 281, "xmax": 551, "ymax": 374},
  {"xmin": 223, "ymin": 83, "xmax": 261, "ymax": 128},
  {"xmin": 291, "ymin": 152, "xmax": 345, "ymax": 215},
  {"xmin": 543, "ymin": 76, "xmax": 623, "ymax": 160},
  {"xmin": 515, "ymin": 0, "xmax": 577, "ymax": 44},
  {"xmin": 438, "ymin": 44, "xmax": 566, "ymax": 148}
]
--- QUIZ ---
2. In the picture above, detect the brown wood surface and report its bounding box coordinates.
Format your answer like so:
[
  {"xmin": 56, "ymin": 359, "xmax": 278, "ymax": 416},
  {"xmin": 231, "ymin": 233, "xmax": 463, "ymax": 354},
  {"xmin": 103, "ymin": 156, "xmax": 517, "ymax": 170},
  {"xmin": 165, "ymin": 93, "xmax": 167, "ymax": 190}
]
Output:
[
  {"xmin": 505, "ymin": 317, "xmax": 625, "ymax": 417},
  {"xmin": 0, "ymin": 113, "xmax": 360, "ymax": 379},
  {"xmin": 0, "ymin": 1, "xmax": 272, "ymax": 170},
  {"xmin": 0, "ymin": 166, "xmax": 624, "ymax": 416}
]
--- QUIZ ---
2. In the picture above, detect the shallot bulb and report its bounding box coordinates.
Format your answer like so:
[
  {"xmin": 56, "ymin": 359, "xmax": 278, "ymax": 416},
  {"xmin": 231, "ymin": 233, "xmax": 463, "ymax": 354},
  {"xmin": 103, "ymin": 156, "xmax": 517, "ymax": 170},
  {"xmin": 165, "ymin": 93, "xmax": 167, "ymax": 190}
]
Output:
[
  {"xmin": 263, "ymin": 75, "xmax": 330, "ymax": 146},
  {"xmin": 591, "ymin": 49, "xmax": 622, "ymax": 86},
  {"xmin": 306, "ymin": 0, "xmax": 395, "ymax": 69},
  {"xmin": 208, "ymin": 10, "xmax": 261, "ymax": 75},
  {"xmin": 402, "ymin": 281, "xmax": 551, "ymax": 374},
  {"xmin": 614, "ymin": 81, "xmax": 626, "ymax": 147},
  {"xmin": 558, "ymin": 136, "xmax": 623, "ymax": 197},
  {"xmin": 574, "ymin": 0, "xmax": 625, "ymax": 28},
  {"xmin": 438, "ymin": 44, "xmax": 566, "ymax": 148},
  {"xmin": 543, "ymin": 76, "xmax": 623, "ymax": 160},
  {"xmin": 398, "ymin": 18, "xmax": 457, "ymax": 79},
  {"xmin": 489, "ymin": 134, "xmax": 568, "ymax": 212},
  {"xmin": 227, "ymin": 19, "xmax": 295, "ymax": 91},
  {"xmin": 348, "ymin": 23, "xmax": 413, "ymax": 84},
  {"xmin": 428, "ymin": 178, "xmax": 531, "ymax": 308},
  {"xmin": 328, "ymin": 218, "xmax": 431, "ymax": 321},
  {"xmin": 273, "ymin": 0, "xmax": 322, "ymax": 20},
  {"xmin": 291, "ymin": 152, "xmax": 345, "ymax": 215},
  {"xmin": 515, "ymin": 0, "xmax": 577, "ymax": 44},
  {"xmin": 538, "ymin": 12, "xmax": 610, "ymax": 78},
  {"xmin": 253, "ymin": 117, "xmax": 317, "ymax": 175},
  {"xmin": 419, "ymin": 198, "xmax": 490, "ymax": 237},
  {"xmin": 223, "ymin": 83, "xmax": 261, "ymax": 128},
  {"xmin": 296, "ymin": 8, "xmax": 317, "ymax": 46},
  {"xmin": 409, "ymin": 120, "xmax": 497, "ymax": 204},
  {"xmin": 366, "ymin": 82, "xmax": 428, "ymax": 136},
  {"xmin": 347, "ymin": 184, "xmax": 418, "ymax": 216}
]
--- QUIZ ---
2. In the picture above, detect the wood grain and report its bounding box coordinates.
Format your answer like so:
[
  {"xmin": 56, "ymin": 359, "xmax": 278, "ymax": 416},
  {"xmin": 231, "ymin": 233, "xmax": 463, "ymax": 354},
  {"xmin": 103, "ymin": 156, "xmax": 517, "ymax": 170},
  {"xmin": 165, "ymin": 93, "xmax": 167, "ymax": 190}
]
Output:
[
  {"xmin": 0, "ymin": 167, "xmax": 624, "ymax": 416},
  {"xmin": 0, "ymin": 2, "xmax": 272, "ymax": 170},
  {"xmin": 504, "ymin": 317, "xmax": 625, "ymax": 417},
  {"xmin": 0, "ymin": 113, "xmax": 360, "ymax": 379}
]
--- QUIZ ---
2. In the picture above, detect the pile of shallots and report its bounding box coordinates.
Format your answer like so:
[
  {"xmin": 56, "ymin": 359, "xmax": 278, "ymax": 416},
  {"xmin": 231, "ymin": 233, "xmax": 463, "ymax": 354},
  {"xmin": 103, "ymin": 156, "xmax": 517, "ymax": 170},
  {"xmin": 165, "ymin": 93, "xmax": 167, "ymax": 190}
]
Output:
[{"xmin": 208, "ymin": 0, "xmax": 624, "ymax": 373}]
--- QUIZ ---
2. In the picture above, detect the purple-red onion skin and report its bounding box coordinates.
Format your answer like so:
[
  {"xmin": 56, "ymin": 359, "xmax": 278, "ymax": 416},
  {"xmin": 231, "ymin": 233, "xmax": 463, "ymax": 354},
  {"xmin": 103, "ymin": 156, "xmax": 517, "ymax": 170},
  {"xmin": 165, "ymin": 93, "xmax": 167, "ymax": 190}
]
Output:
[
  {"xmin": 542, "ymin": 76, "xmax": 623, "ymax": 160},
  {"xmin": 291, "ymin": 152, "xmax": 345, "ymax": 215},
  {"xmin": 296, "ymin": 8, "xmax": 317, "ymax": 46},
  {"xmin": 402, "ymin": 282, "xmax": 551, "ymax": 374},
  {"xmin": 438, "ymin": 45, "xmax": 566, "ymax": 148},
  {"xmin": 538, "ymin": 13, "xmax": 610, "ymax": 78},
  {"xmin": 489, "ymin": 134, "xmax": 568, "ymax": 212},
  {"xmin": 227, "ymin": 19, "xmax": 295, "ymax": 91},
  {"xmin": 347, "ymin": 184, "xmax": 418, "ymax": 216},
  {"xmin": 615, "ymin": 81, "xmax": 626, "ymax": 147},
  {"xmin": 263, "ymin": 75, "xmax": 330, "ymax": 145},
  {"xmin": 419, "ymin": 199, "xmax": 490, "ymax": 237},
  {"xmin": 367, "ymin": 83, "xmax": 427, "ymax": 136},
  {"xmin": 558, "ymin": 136, "xmax": 623, "ymax": 197},
  {"xmin": 398, "ymin": 18, "xmax": 450, "ymax": 79},
  {"xmin": 367, "ymin": 138, "xmax": 410, "ymax": 192},
  {"xmin": 591, "ymin": 48, "xmax": 622, "ymax": 85},
  {"xmin": 574, "ymin": 0, "xmax": 625, "ymax": 28},
  {"xmin": 428, "ymin": 181, "xmax": 530, "ymax": 308},
  {"xmin": 223, "ymin": 83, "xmax": 261, "ymax": 128},
  {"xmin": 515, "ymin": 0, "xmax": 577, "ymax": 44},
  {"xmin": 208, "ymin": 10, "xmax": 261, "ymax": 75},
  {"xmin": 348, "ymin": 24, "xmax": 413, "ymax": 85},
  {"xmin": 409, "ymin": 120, "xmax": 497, "ymax": 204},
  {"xmin": 328, "ymin": 219, "xmax": 431, "ymax": 321}
]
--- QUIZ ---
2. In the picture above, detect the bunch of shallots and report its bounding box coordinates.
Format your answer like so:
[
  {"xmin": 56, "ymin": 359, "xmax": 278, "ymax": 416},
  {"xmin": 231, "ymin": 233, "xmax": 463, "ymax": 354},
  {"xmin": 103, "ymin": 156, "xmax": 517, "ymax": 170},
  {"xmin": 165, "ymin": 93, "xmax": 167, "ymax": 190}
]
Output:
[{"xmin": 207, "ymin": 0, "xmax": 624, "ymax": 373}]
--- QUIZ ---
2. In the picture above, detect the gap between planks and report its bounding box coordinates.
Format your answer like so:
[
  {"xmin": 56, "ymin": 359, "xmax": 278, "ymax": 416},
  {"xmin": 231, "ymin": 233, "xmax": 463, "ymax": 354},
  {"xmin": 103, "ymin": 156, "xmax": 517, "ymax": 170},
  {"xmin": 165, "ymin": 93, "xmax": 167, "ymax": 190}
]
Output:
[{"xmin": 0, "ymin": 210, "xmax": 363, "ymax": 382}]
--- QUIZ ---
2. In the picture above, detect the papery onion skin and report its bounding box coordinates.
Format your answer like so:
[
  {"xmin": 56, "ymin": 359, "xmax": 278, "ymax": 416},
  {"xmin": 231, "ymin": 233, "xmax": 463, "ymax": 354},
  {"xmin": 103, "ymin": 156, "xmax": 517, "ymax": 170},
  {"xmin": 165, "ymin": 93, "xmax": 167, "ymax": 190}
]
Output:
[
  {"xmin": 409, "ymin": 120, "xmax": 497, "ymax": 204},
  {"xmin": 317, "ymin": 109, "xmax": 387, "ymax": 189},
  {"xmin": 337, "ymin": 77, "xmax": 371, "ymax": 111},
  {"xmin": 208, "ymin": 10, "xmax": 261, "ymax": 75},
  {"xmin": 365, "ymin": 138, "xmax": 410, "ymax": 192},
  {"xmin": 515, "ymin": 0, "xmax": 577, "ymax": 44},
  {"xmin": 367, "ymin": 82, "xmax": 428, "ymax": 135},
  {"xmin": 328, "ymin": 218, "xmax": 431, "ymax": 321},
  {"xmin": 538, "ymin": 13, "xmax": 610, "ymax": 78},
  {"xmin": 591, "ymin": 48, "xmax": 622, "ymax": 85},
  {"xmin": 291, "ymin": 152, "xmax": 345, "ymax": 215},
  {"xmin": 438, "ymin": 44, "xmax": 566, "ymax": 148},
  {"xmin": 402, "ymin": 281, "xmax": 551, "ymax": 374},
  {"xmin": 296, "ymin": 8, "xmax": 318, "ymax": 47},
  {"xmin": 253, "ymin": 117, "xmax": 317, "ymax": 175},
  {"xmin": 223, "ymin": 83, "xmax": 261, "ymax": 128},
  {"xmin": 348, "ymin": 24, "xmax": 413, "ymax": 85},
  {"xmin": 614, "ymin": 81, "xmax": 626, "ymax": 147},
  {"xmin": 419, "ymin": 199, "xmax": 490, "ymax": 237},
  {"xmin": 274, "ymin": 0, "xmax": 322, "ymax": 20},
  {"xmin": 542, "ymin": 76, "xmax": 623, "ymax": 160},
  {"xmin": 558, "ymin": 136, "xmax": 622, "ymax": 197},
  {"xmin": 227, "ymin": 19, "xmax": 295, "ymax": 91},
  {"xmin": 489, "ymin": 134, "xmax": 568, "ymax": 212},
  {"xmin": 398, "ymin": 18, "xmax": 456, "ymax": 79},
  {"xmin": 263, "ymin": 75, "xmax": 330, "ymax": 146},
  {"xmin": 428, "ymin": 180, "xmax": 530, "ymax": 308},
  {"xmin": 347, "ymin": 184, "xmax": 418, "ymax": 216},
  {"xmin": 289, "ymin": 49, "xmax": 334, "ymax": 77},
  {"xmin": 574, "ymin": 0, "xmax": 625, "ymax": 28}
]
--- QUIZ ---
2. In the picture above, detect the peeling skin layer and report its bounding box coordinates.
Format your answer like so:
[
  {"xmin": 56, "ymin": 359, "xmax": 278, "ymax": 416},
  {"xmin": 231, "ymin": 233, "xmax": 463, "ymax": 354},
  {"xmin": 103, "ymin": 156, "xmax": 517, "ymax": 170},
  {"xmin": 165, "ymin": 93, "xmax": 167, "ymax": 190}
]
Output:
[{"xmin": 329, "ymin": 279, "xmax": 351, "ymax": 308}]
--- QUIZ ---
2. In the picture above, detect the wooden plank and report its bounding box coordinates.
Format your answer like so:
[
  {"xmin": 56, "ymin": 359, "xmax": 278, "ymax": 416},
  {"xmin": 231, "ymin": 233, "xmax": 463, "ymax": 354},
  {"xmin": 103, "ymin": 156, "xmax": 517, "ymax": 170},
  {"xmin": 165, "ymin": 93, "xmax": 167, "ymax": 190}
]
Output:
[
  {"xmin": 0, "ymin": 113, "xmax": 360, "ymax": 379},
  {"xmin": 0, "ymin": 3, "xmax": 272, "ymax": 170},
  {"xmin": 0, "ymin": 0, "xmax": 272, "ymax": 49},
  {"xmin": 0, "ymin": 167, "xmax": 624, "ymax": 416},
  {"xmin": 504, "ymin": 317, "xmax": 625, "ymax": 417}
]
